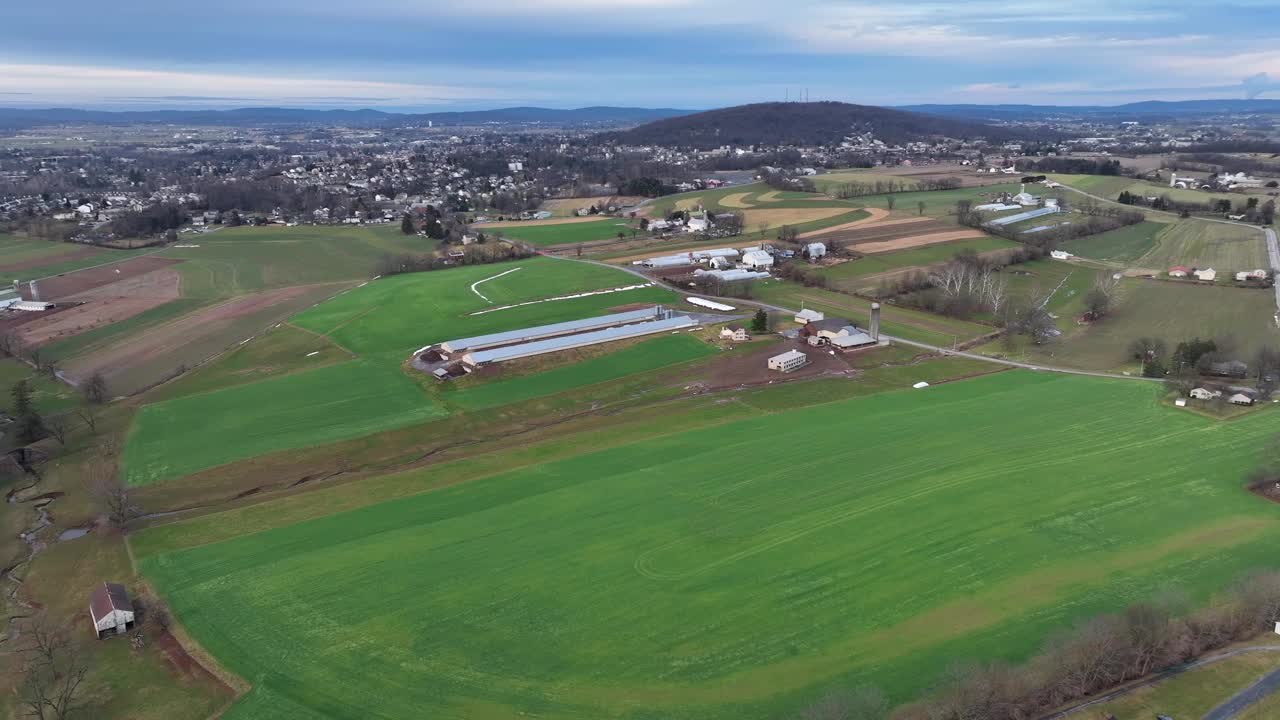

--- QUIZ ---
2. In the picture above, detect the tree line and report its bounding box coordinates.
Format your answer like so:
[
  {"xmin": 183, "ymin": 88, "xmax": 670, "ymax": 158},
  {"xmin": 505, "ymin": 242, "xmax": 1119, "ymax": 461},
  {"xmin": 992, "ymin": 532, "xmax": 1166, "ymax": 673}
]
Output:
[
  {"xmin": 373, "ymin": 242, "xmax": 535, "ymax": 276},
  {"xmin": 830, "ymin": 177, "xmax": 960, "ymax": 200}
]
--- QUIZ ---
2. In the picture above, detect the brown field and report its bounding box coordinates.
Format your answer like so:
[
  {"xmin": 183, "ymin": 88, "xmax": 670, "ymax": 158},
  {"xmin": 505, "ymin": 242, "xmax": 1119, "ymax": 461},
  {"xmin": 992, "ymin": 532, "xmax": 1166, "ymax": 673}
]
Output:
[
  {"xmin": 795, "ymin": 207, "xmax": 891, "ymax": 238},
  {"xmin": 0, "ymin": 244, "xmax": 103, "ymax": 273},
  {"xmin": 21, "ymin": 255, "xmax": 182, "ymax": 300},
  {"xmin": 741, "ymin": 207, "xmax": 851, "ymax": 228},
  {"xmin": 674, "ymin": 196, "xmax": 703, "ymax": 211},
  {"xmin": 63, "ymin": 282, "xmax": 350, "ymax": 396},
  {"xmin": 755, "ymin": 191, "xmax": 783, "ymax": 202},
  {"xmin": 857, "ymin": 230, "xmax": 988, "ymax": 254},
  {"xmin": 472, "ymin": 215, "xmax": 616, "ymax": 229},
  {"xmin": 701, "ymin": 341, "xmax": 855, "ymax": 389},
  {"xmin": 719, "ymin": 192, "xmax": 755, "ymax": 209},
  {"xmin": 809, "ymin": 217, "xmax": 943, "ymax": 244},
  {"xmin": 16, "ymin": 268, "xmax": 181, "ymax": 346}
]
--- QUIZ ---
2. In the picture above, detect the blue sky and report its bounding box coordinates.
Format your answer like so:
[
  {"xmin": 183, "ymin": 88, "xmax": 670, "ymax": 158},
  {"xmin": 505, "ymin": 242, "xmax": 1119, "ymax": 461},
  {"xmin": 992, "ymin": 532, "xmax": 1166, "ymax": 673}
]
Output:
[{"xmin": 2, "ymin": 0, "xmax": 1279, "ymax": 110}]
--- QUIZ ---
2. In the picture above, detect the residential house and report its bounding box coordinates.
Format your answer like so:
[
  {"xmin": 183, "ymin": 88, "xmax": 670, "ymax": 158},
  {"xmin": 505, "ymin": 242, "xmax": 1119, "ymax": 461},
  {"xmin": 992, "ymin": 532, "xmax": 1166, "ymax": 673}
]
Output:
[
  {"xmin": 1168, "ymin": 266, "xmax": 1189, "ymax": 278},
  {"xmin": 1236, "ymin": 269, "xmax": 1269, "ymax": 282},
  {"xmin": 719, "ymin": 326, "xmax": 750, "ymax": 342},
  {"xmin": 1230, "ymin": 393, "xmax": 1255, "ymax": 406},
  {"xmin": 1189, "ymin": 388, "xmax": 1221, "ymax": 400},
  {"xmin": 1193, "ymin": 268, "xmax": 1217, "ymax": 282}
]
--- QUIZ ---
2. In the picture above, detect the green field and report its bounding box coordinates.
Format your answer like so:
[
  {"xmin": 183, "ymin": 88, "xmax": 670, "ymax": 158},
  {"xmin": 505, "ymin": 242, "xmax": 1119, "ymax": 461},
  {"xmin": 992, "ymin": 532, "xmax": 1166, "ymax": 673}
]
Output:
[
  {"xmin": 124, "ymin": 257, "xmax": 686, "ymax": 483},
  {"xmin": 1136, "ymin": 219, "xmax": 1269, "ymax": 272},
  {"xmin": 1018, "ymin": 279, "xmax": 1278, "ymax": 373},
  {"xmin": 810, "ymin": 171, "xmax": 922, "ymax": 194},
  {"xmin": 157, "ymin": 225, "xmax": 432, "ymax": 297},
  {"xmin": 0, "ymin": 357, "xmax": 79, "ymax": 416},
  {"xmin": 0, "ymin": 234, "xmax": 150, "ymax": 280},
  {"xmin": 1078, "ymin": 647, "xmax": 1280, "ymax": 720},
  {"xmin": 1053, "ymin": 173, "xmax": 1242, "ymax": 207},
  {"xmin": 137, "ymin": 371, "xmax": 1280, "ymax": 719},
  {"xmin": 441, "ymin": 334, "xmax": 715, "ymax": 411},
  {"xmin": 1062, "ymin": 220, "xmax": 1170, "ymax": 263},
  {"xmin": 816, "ymin": 237, "xmax": 1019, "ymax": 290},
  {"xmin": 475, "ymin": 219, "xmax": 638, "ymax": 246},
  {"xmin": 124, "ymin": 358, "xmax": 446, "ymax": 485}
]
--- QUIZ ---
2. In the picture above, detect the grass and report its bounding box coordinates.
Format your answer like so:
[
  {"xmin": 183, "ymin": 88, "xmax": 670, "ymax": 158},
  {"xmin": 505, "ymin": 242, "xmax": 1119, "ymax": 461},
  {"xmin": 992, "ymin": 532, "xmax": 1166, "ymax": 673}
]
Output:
[
  {"xmin": 751, "ymin": 279, "xmax": 992, "ymax": 346},
  {"xmin": 1063, "ymin": 220, "xmax": 1169, "ymax": 263},
  {"xmin": 1053, "ymin": 173, "xmax": 1243, "ymax": 207},
  {"xmin": 123, "ymin": 257, "xmax": 682, "ymax": 483},
  {"xmin": 478, "ymin": 219, "xmax": 638, "ymax": 246},
  {"xmin": 1077, "ymin": 646, "xmax": 1280, "ymax": 720},
  {"xmin": 1136, "ymin": 219, "xmax": 1269, "ymax": 272},
  {"xmin": 0, "ymin": 357, "xmax": 79, "ymax": 416},
  {"xmin": 843, "ymin": 183, "xmax": 1025, "ymax": 218},
  {"xmin": 816, "ymin": 237, "xmax": 1019, "ymax": 289},
  {"xmin": 440, "ymin": 334, "xmax": 715, "ymax": 411},
  {"xmin": 143, "ymin": 323, "xmax": 355, "ymax": 403},
  {"xmin": 124, "ymin": 359, "xmax": 446, "ymax": 485},
  {"xmin": 156, "ymin": 224, "xmax": 431, "ymax": 298},
  {"xmin": 1011, "ymin": 279, "xmax": 1278, "ymax": 373},
  {"xmin": 0, "ymin": 233, "xmax": 150, "ymax": 280},
  {"xmin": 136, "ymin": 371, "xmax": 1280, "ymax": 719}
]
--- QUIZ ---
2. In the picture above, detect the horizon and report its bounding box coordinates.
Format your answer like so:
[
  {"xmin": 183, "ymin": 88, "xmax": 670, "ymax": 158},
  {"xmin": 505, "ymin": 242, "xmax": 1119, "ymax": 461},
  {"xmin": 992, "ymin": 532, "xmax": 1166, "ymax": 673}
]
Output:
[{"xmin": 4, "ymin": 1, "xmax": 1279, "ymax": 111}]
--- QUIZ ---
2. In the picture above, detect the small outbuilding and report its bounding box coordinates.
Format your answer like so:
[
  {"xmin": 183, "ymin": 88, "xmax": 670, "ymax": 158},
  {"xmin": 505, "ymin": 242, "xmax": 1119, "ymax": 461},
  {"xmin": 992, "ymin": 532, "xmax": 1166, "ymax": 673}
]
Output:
[
  {"xmin": 742, "ymin": 249, "xmax": 774, "ymax": 269},
  {"xmin": 1189, "ymin": 387, "xmax": 1221, "ymax": 400},
  {"xmin": 805, "ymin": 242, "xmax": 827, "ymax": 260},
  {"xmin": 767, "ymin": 349, "xmax": 808, "ymax": 373},
  {"xmin": 89, "ymin": 582, "xmax": 135, "ymax": 639},
  {"xmin": 1229, "ymin": 393, "xmax": 1255, "ymax": 406},
  {"xmin": 794, "ymin": 308, "xmax": 824, "ymax": 324}
]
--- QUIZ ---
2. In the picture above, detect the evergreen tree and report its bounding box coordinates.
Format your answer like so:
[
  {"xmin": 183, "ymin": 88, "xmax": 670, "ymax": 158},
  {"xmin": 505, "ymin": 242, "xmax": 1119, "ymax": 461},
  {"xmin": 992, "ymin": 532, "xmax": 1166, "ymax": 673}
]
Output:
[
  {"xmin": 9, "ymin": 380, "xmax": 45, "ymax": 444},
  {"xmin": 751, "ymin": 309, "xmax": 769, "ymax": 333},
  {"xmin": 400, "ymin": 214, "xmax": 415, "ymax": 235}
]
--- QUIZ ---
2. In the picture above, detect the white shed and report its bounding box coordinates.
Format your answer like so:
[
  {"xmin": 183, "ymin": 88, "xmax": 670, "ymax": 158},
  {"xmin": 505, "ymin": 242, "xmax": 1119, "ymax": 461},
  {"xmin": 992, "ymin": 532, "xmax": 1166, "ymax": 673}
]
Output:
[
  {"xmin": 805, "ymin": 242, "xmax": 827, "ymax": 259},
  {"xmin": 89, "ymin": 582, "xmax": 135, "ymax": 639},
  {"xmin": 794, "ymin": 308, "xmax": 824, "ymax": 324},
  {"xmin": 1193, "ymin": 268, "xmax": 1217, "ymax": 282},
  {"xmin": 767, "ymin": 349, "xmax": 808, "ymax": 373}
]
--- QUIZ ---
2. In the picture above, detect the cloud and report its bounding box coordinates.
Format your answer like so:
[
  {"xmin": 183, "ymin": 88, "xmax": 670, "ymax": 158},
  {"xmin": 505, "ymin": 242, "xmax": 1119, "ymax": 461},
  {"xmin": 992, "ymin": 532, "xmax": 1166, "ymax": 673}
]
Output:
[{"xmin": 0, "ymin": 63, "xmax": 521, "ymax": 106}]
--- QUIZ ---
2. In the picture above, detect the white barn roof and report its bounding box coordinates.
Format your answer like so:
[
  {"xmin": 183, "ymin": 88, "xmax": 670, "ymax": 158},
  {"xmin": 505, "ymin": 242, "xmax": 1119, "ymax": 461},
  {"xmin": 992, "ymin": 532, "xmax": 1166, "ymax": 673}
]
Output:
[
  {"xmin": 441, "ymin": 307, "xmax": 661, "ymax": 353},
  {"xmin": 462, "ymin": 315, "xmax": 695, "ymax": 366}
]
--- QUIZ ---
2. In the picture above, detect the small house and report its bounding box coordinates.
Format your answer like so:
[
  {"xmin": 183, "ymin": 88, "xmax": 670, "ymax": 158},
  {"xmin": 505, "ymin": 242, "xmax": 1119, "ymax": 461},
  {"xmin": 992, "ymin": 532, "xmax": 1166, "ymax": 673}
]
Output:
[
  {"xmin": 89, "ymin": 582, "xmax": 135, "ymax": 639},
  {"xmin": 1193, "ymin": 268, "xmax": 1217, "ymax": 282},
  {"xmin": 1236, "ymin": 269, "xmax": 1269, "ymax": 282},
  {"xmin": 720, "ymin": 326, "xmax": 750, "ymax": 342},
  {"xmin": 1168, "ymin": 266, "xmax": 1189, "ymax": 278},
  {"xmin": 1189, "ymin": 387, "xmax": 1221, "ymax": 400},
  {"xmin": 685, "ymin": 218, "xmax": 709, "ymax": 233},
  {"xmin": 1050, "ymin": 250, "xmax": 1073, "ymax": 260},
  {"xmin": 1229, "ymin": 393, "xmax": 1255, "ymax": 406}
]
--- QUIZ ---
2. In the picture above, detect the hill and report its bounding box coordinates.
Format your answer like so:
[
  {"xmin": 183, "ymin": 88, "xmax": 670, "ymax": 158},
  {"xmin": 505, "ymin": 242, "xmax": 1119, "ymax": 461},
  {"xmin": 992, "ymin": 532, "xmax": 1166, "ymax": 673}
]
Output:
[
  {"xmin": 0, "ymin": 105, "xmax": 693, "ymax": 130},
  {"xmin": 608, "ymin": 101, "xmax": 1029, "ymax": 149},
  {"xmin": 898, "ymin": 99, "xmax": 1280, "ymax": 121}
]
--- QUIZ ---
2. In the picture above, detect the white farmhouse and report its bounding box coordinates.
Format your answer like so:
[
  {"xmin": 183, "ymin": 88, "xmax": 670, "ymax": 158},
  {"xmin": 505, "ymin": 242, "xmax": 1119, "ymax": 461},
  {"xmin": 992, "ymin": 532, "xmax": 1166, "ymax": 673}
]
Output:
[
  {"xmin": 1189, "ymin": 388, "xmax": 1221, "ymax": 400},
  {"xmin": 1193, "ymin": 268, "xmax": 1217, "ymax": 282},
  {"xmin": 89, "ymin": 582, "xmax": 135, "ymax": 639}
]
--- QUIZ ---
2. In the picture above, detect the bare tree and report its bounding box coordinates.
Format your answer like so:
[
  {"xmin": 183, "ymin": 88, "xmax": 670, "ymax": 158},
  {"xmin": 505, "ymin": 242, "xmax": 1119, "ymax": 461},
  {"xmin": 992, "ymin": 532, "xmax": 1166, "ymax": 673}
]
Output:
[
  {"xmin": 82, "ymin": 372, "xmax": 109, "ymax": 405},
  {"xmin": 15, "ymin": 619, "xmax": 89, "ymax": 720},
  {"xmin": 758, "ymin": 221, "xmax": 771, "ymax": 239},
  {"xmin": 795, "ymin": 686, "xmax": 888, "ymax": 720},
  {"xmin": 86, "ymin": 442, "xmax": 138, "ymax": 528},
  {"xmin": 886, "ymin": 195, "xmax": 896, "ymax": 211},
  {"xmin": 74, "ymin": 404, "xmax": 97, "ymax": 434},
  {"xmin": 916, "ymin": 200, "xmax": 926, "ymax": 216},
  {"xmin": 44, "ymin": 416, "xmax": 69, "ymax": 447}
]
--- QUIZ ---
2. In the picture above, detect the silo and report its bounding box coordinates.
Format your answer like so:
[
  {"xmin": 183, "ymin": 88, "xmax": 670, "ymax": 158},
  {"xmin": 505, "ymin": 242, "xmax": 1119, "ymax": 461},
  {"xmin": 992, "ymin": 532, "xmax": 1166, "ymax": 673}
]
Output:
[{"xmin": 870, "ymin": 303, "xmax": 881, "ymax": 341}]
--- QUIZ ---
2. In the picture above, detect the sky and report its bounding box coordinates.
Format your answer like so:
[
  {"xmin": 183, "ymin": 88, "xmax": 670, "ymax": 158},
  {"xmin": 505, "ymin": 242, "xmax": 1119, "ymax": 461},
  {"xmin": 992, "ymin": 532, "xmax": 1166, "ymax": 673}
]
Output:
[{"xmin": 3, "ymin": 0, "xmax": 1280, "ymax": 111}]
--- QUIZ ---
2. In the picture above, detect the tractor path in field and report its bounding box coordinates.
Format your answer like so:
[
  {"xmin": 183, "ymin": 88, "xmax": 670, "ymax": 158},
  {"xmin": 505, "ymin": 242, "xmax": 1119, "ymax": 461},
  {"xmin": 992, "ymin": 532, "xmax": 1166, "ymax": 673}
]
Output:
[
  {"xmin": 546, "ymin": 253, "xmax": 1164, "ymax": 384},
  {"xmin": 1202, "ymin": 660, "xmax": 1280, "ymax": 720}
]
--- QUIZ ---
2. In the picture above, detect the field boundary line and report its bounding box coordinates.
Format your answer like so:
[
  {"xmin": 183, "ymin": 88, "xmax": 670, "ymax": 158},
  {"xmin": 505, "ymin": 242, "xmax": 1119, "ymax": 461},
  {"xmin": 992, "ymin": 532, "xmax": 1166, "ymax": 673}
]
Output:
[{"xmin": 469, "ymin": 266, "xmax": 522, "ymax": 303}]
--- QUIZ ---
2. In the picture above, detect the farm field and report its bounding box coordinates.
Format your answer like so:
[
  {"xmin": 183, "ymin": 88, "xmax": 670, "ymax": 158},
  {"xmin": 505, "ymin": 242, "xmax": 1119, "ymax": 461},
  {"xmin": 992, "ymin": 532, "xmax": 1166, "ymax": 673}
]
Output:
[
  {"xmin": 1071, "ymin": 645, "xmax": 1280, "ymax": 720},
  {"xmin": 124, "ymin": 358, "xmax": 447, "ymax": 485},
  {"xmin": 1034, "ymin": 279, "xmax": 1276, "ymax": 372},
  {"xmin": 474, "ymin": 218, "xmax": 637, "ymax": 246},
  {"xmin": 1135, "ymin": 219, "xmax": 1269, "ymax": 272},
  {"xmin": 0, "ymin": 357, "xmax": 79, "ymax": 416},
  {"xmin": 840, "ymin": 182, "xmax": 1026, "ymax": 218},
  {"xmin": 1062, "ymin": 220, "xmax": 1170, "ymax": 263},
  {"xmin": 0, "ymin": 233, "xmax": 149, "ymax": 279},
  {"xmin": 1052, "ymin": 173, "xmax": 1242, "ymax": 207},
  {"xmin": 123, "ymin": 257, "xmax": 688, "ymax": 483},
  {"xmin": 136, "ymin": 371, "xmax": 1280, "ymax": 719},
  {"xmin": 816, "ymin": 236, "xmax": 1020, "ymax": 291},
  {"xmin": 751, "ymin": 279, "xmax": 991, "ymax": 346}
]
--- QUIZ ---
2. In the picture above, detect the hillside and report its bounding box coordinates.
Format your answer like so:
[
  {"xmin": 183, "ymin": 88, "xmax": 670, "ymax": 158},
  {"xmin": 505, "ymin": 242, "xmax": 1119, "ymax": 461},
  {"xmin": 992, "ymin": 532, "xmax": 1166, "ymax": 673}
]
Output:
[
  {"xmin": 608, "ymin": 101, "xmax": 1029, "ymax": 148},
  {"xmin": 898, "ymin": 99, "xmax": 1280, "ymax": 121}
]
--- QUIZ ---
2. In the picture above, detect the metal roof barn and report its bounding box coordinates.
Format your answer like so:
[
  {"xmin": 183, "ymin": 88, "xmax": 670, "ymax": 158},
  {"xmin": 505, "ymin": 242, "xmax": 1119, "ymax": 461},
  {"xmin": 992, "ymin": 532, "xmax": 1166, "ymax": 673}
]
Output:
[
  {"xmin": 461, "ymin": 315, "xmax": 696, "ymax": 367},
  {"xmin": 440, "ymin": 307, "xmax": 663, "ymax": 354},
  {"xmin": 686, "ymin": 296, "xmax": 735, "ymax": 311},
  {"xmin": 987, "ymin": 206, "xmax": 1060, "ymax": 226}
]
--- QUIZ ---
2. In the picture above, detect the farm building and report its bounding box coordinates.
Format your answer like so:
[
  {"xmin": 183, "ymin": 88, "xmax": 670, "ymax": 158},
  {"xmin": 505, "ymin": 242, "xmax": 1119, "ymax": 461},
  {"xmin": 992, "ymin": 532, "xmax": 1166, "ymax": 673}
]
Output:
[
  {"xmin": 987, "ymin": 206, "xmax": 1060, "ymax": 227},
  {"xmin": 686, "ymin": 297, "xmax": 735, "ymax": 311},
  {"xmin": 767, "ymin": 349, "xmax": 808, "ymax": 373},
  {"xmin": 1190, "ymin": 388, "xmax": 1221, "ymax": 400},
  {"xmin": 89, "ymin": 582, "xmax": 135, "ymax": 639},
  {"xmin": 1193, "ymin": 268, "xmax": 1217, "ymax": 282},
  {"xmin": 13, "ymin": 301, "xmax": 53, "ymax": 312},
  {"xmin": 1050, "ymin": 250, "xmax": 1073, "ymax": 260},
  {"xmin": 0, "ymin": 291, "xmax": 19, "ymax": 311},
  {"xmin": 439, "ymin": 307, "xmax": 664, "ymax": 355},
  {"xmin": 975, "ymin": 203, "xmax": 1023, "ymax": 212},
  {"xmin": 795, "ymin": 308, "xmax": 825, "ymax": 324},
  {"xmin": 643, "ymin": 248, "xmax": 739, "ymax": 268},
  {"xmin": 742, "ymin": 250, "xmax": 774, "ymax": 269},
  {"xmin": 805, "ymin": 243, "xmax": 827, "ymax": 259},
  {"xmin": 1168, "ymin": 266, "xmax": 1189, "ymax": 278},
  {"xmin": 686, "ymin": 218, "xmax": 709, "ymax": 233},
  {"xmin": 693, "ymin": 268, "xmax": 770, "ymax": 282},
  {"xmin": 1236, "ymin": 269, "xmax": 1268, "ymax": 282},
  {"xmin": 460, "ymin": 314, "xmax": 696, "ymax": 369},
  {"xmin": 720, "ymin": 326, "xmax": 750, "ymax": 342},
  {"xmin": 1230, "ymin": 393, "xmax": 1255, "ymax": 406}
]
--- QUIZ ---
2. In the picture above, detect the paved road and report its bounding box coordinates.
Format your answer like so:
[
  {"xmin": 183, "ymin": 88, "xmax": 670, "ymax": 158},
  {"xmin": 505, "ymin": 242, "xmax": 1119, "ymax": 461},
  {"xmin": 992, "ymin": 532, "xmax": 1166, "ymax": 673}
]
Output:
[
  {"xmin": 546, "ymin": 253, "xmax": 1163, "ymax": 383},
  {"xmin": 1202, "ymin": 659, "xmax": 1280, "ymax": 720}
]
